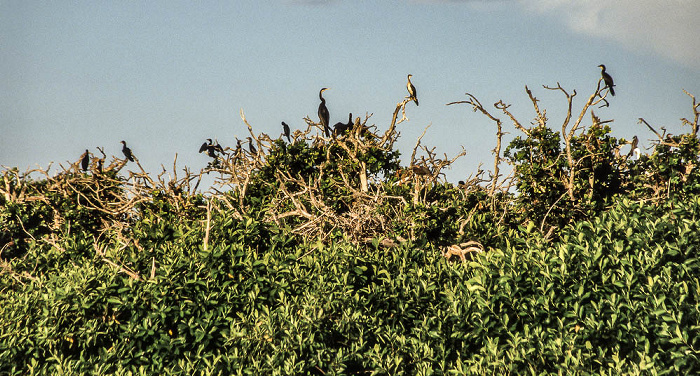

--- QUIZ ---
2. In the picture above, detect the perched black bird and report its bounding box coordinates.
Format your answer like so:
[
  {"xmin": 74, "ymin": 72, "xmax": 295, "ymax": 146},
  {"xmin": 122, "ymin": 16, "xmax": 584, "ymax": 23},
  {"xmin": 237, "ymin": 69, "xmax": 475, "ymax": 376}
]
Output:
[
  {"xmin": 318, "ymin": 88, "xmax": 331, "ymax": 137},
  {"xmin": 120, "ymin": 141, "xmax": 134, "ymax": 162},
  {"xmin": 247, "ymin": 137, "xmax": 257, "ymax": 154},
  {"xmin": 96, "ymin": 158, "xmax": 103, "ymax": 173},
  {"xmin": 199, "ymin": 139, "xmax": 212, "ymax": 154},
  {"xmin": 282, "ymin": 122, "xmax": 291, "ymax": 142},
  {"xmin": 333, "ymin": 113, "xmax": 353, "ymax": 137},
  {"xmin": 598, "ymin": 64, "xmax": 615, "ymax": 96},
  {"xmin": 199, "ymin": 138, "xmax": 224, "ymax": 158},
  {"xmin": 235, "ymin": 139, "xmax": 242, "ymax": 156},
  {"xmin": 80, "ymin": 149, "xmax": 90, "ymax": 172},
  {"xmin": 407, "ymin": 74, "xmax": 419, "ymax": 106},
  {"xmin": 206, "ymin": 145, "xmax": 217, "ymax": 158}
]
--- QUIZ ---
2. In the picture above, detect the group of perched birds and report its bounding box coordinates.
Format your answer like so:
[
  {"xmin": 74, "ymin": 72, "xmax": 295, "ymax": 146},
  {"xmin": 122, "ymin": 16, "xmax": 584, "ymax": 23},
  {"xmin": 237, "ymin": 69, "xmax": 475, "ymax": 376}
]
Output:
[
  {"xmin": 80, "ymin": 66, "xmax": 615, "ymax": 172},
  {"xmin": 79, "ymin": 140, "xmax": 133, "ymax": 172}
]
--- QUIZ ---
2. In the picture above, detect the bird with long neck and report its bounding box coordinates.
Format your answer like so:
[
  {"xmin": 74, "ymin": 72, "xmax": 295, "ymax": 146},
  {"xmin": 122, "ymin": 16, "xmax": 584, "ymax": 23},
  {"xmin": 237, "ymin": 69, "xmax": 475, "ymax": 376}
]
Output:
[
  {"xmin": 318, "ymin": 88, "xmax": 331, "ymax": 137},
  {"xmin": 407, "ymin": 74, "xmax": 419, "ymax": 106},
  {"xmin": 247, "ymin": 136, "xmax": 257, "ymax": 155},
  {"xmin": 598, "ymin": 64, "xmax": 615, "ymax": 96},
  {"xmin": 120, "ymin": 141, "xmax": 134, "ymax": 162}
]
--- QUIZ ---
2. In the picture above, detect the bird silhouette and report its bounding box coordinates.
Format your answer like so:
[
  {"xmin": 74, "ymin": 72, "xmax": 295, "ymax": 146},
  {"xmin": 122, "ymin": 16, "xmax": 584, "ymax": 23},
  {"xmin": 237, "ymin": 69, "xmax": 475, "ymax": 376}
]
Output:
[
  {"xmin": 627, "ymin": 136, "xmax": 639, "ymax": 158},
  {"xmin": 120, "ymin": 141, "xmax": 134, "ymax": 162},
  {"xmin": 598, "ymin": 64, "xmax": 615, "ymax": 96},
  {"xmin": 407, "ymin": 74, "xmax": 419, "ymax": 106},
  {"xmin": 318, "ymin": 88, "xmax": 331, "ymax": 137},
  {"xmin": 235, "ymin": 139, "xmax": 242, "ymax": 157},
  {"xmin": 333, "ymin": 113, "xmax": 353, "ymax": 137},
  {"xmin": 247, "ymin": 137, "xmax": 257, "ymax": 155},
  {"xmin": 199, "ymin": 138, "xmax": 224, "ymax": 158},
  {"xmin": 282, "ymin": 122, "xmax": 291, "ymax": 142},
  {"xmin": 80, "ymin": 149, "xmax": 90, "ymax": 172}
]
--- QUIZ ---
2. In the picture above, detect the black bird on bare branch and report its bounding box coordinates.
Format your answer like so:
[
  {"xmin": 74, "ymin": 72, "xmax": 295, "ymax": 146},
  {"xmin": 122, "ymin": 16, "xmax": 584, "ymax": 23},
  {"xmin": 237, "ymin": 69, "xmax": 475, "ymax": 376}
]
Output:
[
  {"xmin": 80, "ymin": 149, "xmax": 90, "ymax": 172},
  {"xmin": 407, "ymin": 74, "xmax": 419, "ymax": 106},
  {"xmin": 120, "ymin": 141, "xmax": 134, "ymax": 162},
  {"xmin": 318, "ymin": 88, "xmax": 331, "ymax": 137},
  {"xmin": 282, "ymin": 122, "xmax": 291, "ymax": 142},
  {"xmin": 199, "ymin": 138, "xmax": 224, "ymax": 158},
  {"xmin": 247, "ymin": 137, "xmax": 257, "ymax": 155},
  {"xmin": 333, "ymin": 113, "xmax": 353, "ymax": 137},
  {"xmin": 598, "ymin": 64, "xmax": 615, "ymax": 96}
]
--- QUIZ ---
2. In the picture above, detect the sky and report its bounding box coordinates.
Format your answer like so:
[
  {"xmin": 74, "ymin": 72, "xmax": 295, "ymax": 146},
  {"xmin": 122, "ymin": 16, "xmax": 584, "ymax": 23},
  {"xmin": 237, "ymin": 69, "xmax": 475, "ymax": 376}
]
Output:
[{"xmin": 2, "ymin": 0, "xmax": 700, "ymax": 186}]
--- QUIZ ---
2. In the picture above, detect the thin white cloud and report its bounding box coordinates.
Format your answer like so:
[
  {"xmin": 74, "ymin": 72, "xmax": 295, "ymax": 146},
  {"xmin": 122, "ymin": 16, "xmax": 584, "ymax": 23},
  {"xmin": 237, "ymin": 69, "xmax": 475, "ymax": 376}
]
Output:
[{"xmin": 519, "ymin": 0, "xmax": 700, "ymax": 70}]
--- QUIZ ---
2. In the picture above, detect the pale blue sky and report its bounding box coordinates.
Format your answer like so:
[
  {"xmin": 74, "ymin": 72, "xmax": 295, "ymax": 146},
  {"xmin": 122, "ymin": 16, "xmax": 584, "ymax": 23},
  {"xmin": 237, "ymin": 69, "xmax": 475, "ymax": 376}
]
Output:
[{"xmin": 2, "ymin": 1, "xmax": 699, "ymax": 184}]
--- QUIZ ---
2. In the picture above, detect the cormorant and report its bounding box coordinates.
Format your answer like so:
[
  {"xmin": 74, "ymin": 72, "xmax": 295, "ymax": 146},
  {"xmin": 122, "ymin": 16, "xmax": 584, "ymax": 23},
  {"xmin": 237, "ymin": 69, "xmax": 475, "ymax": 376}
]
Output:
[
  {"xmin": 318, "ymin": 88, "xmax": 331, "ymax": 137},
  {"xmin": 199, "ymin": 138, "xmax": 224, "ymax": 158},
  {"xmin": 333, "ymin": 113, "xmax": 353, "ymax": 136},
  {"xmin": 199, "ymin": 139, "xmax": 212, "ymax": 154},
  {"xmin": 235, "ymin": 139, "xmax": 242, "ymax": 156},
  {"xmin": 333, "ymin": 112, "xmax": 355, "ymax": 135},
  {"xmin": 207, "ymin": 145, "xmax": 217, "ymax": 158},
  {"xmin": 247, "ymin": 137, "xmax": 257, "ymax": 154},
  {"xmin": 282, "ymin": 122, "xmax": 291, "ymax": 142},
  {"xmin": 80, "ymin": 149, "xmax": 90, "ymax": 172},
  {"xmin": 120, "ymin": 141, "xmax": 134, "ymax": 162},
  {"xmin": 407, "ymin": 74, "xmax": 419, "ymax": 106},
  {"xmin": 598, "ymin": 64, "xmax": 615, "ymax": 96}
]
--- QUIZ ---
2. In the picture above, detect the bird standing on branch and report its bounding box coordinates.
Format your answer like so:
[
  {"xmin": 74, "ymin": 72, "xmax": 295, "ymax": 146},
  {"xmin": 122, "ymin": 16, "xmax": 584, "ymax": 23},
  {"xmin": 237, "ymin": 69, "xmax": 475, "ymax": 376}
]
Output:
[
  {"xmin": 407, "ymin": 74, "xmax": 419, "ymax": 106},
  {"xmin": 199, "ymin": 138, "xmax": 223, "ymax": 158},
  {"xmin": 318, "ymin": 88, "xmax": 331, "ymax": 137},
  {"xmin": 235, "ymin": 139, "xmax": 242, "ymax": 157},
  {"xmin": 333, "ymin": 113, "xmax": 353, "ymax": 137},
  {"xmin": 120, "ymin": 141, "xmax": 135, "ymax": 162},
  {"xmin": 282, "ymin": 122, "xmax": 291, "ymax": 143},
  {"xmin": 80, "ymin": 149, "xmax": 90, "ymax": 172},
  {"xmin": 598, "ymin": 64, "xmax": 615, "ymax": 96},
  {"xmin": 627, "ymin": 135, "xmax": 639, "ymax": 158},
  {"xmin": 247, "ymin": 136, "xmax": 257, "ymax": 155}
]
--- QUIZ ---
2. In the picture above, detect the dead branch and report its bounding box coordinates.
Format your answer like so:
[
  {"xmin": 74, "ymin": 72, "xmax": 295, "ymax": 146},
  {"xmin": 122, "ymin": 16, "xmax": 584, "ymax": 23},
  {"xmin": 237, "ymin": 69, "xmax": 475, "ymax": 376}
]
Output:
[
  {"xmin": 447, "ymin": 93, "xmax": 503, "ymax": 197},
  {"xmin": 681, "ymin": 89, "xmax": 699, "ymax": 138}
]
